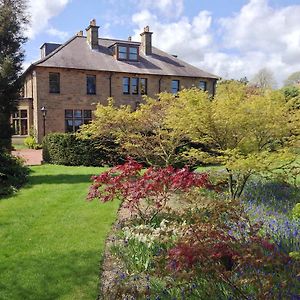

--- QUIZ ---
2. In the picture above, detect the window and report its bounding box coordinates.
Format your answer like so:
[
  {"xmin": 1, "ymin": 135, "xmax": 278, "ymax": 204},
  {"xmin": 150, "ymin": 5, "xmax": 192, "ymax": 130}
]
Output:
[
  {"xmin": 87, "ymin": 75, "xmax": 96, "ymax": 95},
  {"xmin": 123, "ymin": 77, "xmax": 130, "ymax": 94},
  {"xmin": 123, "ymin": 77, "xmax": 148, "ymax": 95},
  {"xmin": 129, "ymin": 47, "xmax": 138, "ymax": 60},
  {"xmin": 12, "ymin": 110, "xmax": 28, "ymax": 135},
  {"xmin": 199, "ymin": 81, "xmax": 207, "ymax": 91},
  {"xmin": 49, "ymin": 72, "xmax": 60, "ymax": 93},
  {"xmin": 140, "ymin": 78, "xmax": 147, "ymax": 95},
  {"xmin": 118, "ymin": 46, "xmax": 127, "ymax": 59},
  {"xmin": 117, "ymin": 45, "xmax": 139, "ymax": 61},
  {"xmin": 171, "ymin": 80, "xmax": 180, "ymax": 94},
  {"xmin": 131, "ymin": 78, "xmax": 138, "ymax": 94},
  {"xmin": 65, "ymin": 109, "xmax": 92, "ymax": 133}
]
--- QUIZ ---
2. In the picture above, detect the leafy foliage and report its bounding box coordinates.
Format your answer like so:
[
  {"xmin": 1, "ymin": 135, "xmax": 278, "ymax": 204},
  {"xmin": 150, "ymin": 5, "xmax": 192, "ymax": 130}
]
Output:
[
  {"xmin": 100, "ymin": 183, "xmax": 300, "ymax": 299},
  {"xmin": 0, "ymin": 150, "xmax": 28, "ymax": 196},
  {"xmin": 168, "ymin": 84, "xmax": 299, "ymax": 199},
  {"xmin": 292, "ymin": 203, "xmax": 300, "ymax": 220},
  {"xmin": 0, "ymin": 0, "xmax": 28, "ymax": 149},
  {"xmin": 87, "ymin": 158, "xmax": 211, "ymax": 223},
  {"xmin": 79, "ymin": 97, "xmax": 190, "ymax": 167},
  {"xmin": 42, "ymin": 132, "xmax": 124, "ymax": 166}
]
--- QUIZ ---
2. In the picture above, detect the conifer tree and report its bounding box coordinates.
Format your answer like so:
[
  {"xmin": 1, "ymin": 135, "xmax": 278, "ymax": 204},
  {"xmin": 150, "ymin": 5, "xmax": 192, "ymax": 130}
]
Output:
[{"xmin": 0, "ymin": 0, "xmax": 28, "ymax": 149}]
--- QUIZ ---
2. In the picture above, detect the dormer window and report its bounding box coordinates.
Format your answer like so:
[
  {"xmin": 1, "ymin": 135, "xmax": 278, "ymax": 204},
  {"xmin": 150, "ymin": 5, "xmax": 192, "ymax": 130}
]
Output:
[
  {"xmin": 117, "ymin": 45, "xmax": 139, "ymax": 61},
  {"xmin": 129, "ymin": 47, "xmax": 138, "ymax": 60},
  {"xmin": 118, "ymin": 46, "xmax": 127, "ymax": 59}
]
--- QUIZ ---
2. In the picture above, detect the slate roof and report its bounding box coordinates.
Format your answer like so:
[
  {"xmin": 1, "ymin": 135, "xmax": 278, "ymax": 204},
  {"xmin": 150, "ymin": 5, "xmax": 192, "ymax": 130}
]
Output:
[{"xmin": 30, "ymin": 36, "xmax": 218, "ymax": 79}]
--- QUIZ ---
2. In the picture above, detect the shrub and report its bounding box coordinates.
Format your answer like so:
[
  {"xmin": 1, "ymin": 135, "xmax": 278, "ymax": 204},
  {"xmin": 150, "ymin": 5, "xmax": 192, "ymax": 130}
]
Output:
[
  {"xmin": 292, "ymin": 203, "xmax": 300, "ymax": 219},
  {"xmin": 87, "ymin": 158, "xmax": 211, "ymax": 223},
  {"xmin": 24, "ymin": 136, "xmax": 41, "ymax": 149},
  {"xmin": 0, "ymin": 151, "xmax": 29, "ymax": 196},
  {"xmin": 42, "ymin": 133, "xmax": 124, "ymax": 167}
]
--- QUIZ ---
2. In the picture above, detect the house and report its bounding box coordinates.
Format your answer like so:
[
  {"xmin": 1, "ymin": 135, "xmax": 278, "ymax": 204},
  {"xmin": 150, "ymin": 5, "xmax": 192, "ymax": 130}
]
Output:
[{"xmin": 13, "ymin": 20, "xmax": 218, "ymax": 143}]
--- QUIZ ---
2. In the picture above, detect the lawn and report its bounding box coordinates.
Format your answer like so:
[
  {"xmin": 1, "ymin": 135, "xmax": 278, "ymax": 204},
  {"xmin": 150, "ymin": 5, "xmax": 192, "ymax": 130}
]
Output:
[{"xmin": 0, "ymin": 164, "xmax": 119, "ymax": 300}]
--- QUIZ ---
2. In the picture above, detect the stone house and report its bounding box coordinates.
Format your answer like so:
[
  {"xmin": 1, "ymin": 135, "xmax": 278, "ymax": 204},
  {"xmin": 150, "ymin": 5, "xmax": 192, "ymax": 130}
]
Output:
[{"xmin": 13, "ymin": 20, "xmax": 218, "ymax": 143}]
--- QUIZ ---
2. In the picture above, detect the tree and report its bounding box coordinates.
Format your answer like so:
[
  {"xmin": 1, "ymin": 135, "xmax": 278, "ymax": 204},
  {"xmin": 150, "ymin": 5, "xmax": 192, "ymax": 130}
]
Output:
[
  {"xmin": 284, "ymin": 71, "xmax": 300, "ymax": 87},
  {"xmin": 0, "ymin": 0, "xmax": 28, "ymax": 150},
  {"xmin": 168, "ymin": 84, "xmax": 299, "ymax": 199},
  {"xmin": 250, "ymin": 68, "xmax": 277, "ymax": 90},
  {"xmin": 79, "ymin": 96, "xmax": 188, "ymax": 167}
]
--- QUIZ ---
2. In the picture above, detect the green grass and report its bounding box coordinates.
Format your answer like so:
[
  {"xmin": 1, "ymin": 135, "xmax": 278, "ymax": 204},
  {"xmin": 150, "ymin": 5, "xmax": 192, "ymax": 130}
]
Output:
[
  {"xmin": 12, "ymin": 143, "xmax": 28, "ymax": 150},
  {"xmin": 0, "ymin": 164, "xmax": 119, "ymax": 300}
]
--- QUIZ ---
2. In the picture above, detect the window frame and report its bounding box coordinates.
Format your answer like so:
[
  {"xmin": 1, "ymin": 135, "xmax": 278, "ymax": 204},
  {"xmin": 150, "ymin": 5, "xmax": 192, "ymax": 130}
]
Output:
[
  {"xmin": 86, "ymin": 75, "xmax": 96, "ymax": 95},
  {"xmin": 117, "ymin": 45, "xmax": 139, "ymax": 61},
  {"xmin": 140, "ymin": 78, "xmax": 147, "ymax": 95},
  {"xmin": 118, "ymin": 46, "xmax": 127, "ymax": 60},
  {"xmin": 171, "ymin": 80, "xmax": 180, "ymax": 94},
  {"xmin": 131, "ymin": 77, "xmax": 139, "ymax": 94},
  {"xmin": 49, "ymin": 72, "xmax": 60, "ymax": 94},
  {"xmin": 199, "ymin": 80, "xmax": 207, "ymax": 91},
  {"xmin": 65, "ymin": 109, "xmax": 92, "ymax": 133},
  {"xmin": 123, "ymin": 77, "xmax": 130, "ymax": 94},
  {"xmin": 12, "ymin": 109, "xmax": 28, "ymax": 136},
  {"xmin": 129, "ymin": 47, "xmax": 138, "ymax": 61}
]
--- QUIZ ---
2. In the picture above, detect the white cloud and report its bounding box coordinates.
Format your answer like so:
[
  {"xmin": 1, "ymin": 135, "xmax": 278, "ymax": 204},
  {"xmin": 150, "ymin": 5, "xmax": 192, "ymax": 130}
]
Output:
[
  {"xmin": 136, "ymin": 0, "xmax": 184, "ymax": 19},
  {"xmin": 132, "ymin": 10, "xmax": 213, "ymax": 62},
  {"xmin": 46, "ymin": 27, "xmax": 69, "ymax": 41},
  {"xmin": 131, "ymin": 0, "xmax": 300, "ymax": 86},
  {"xmin": 26, "ymin": 0, "xmax": 70, "ymax": 39},
  {"xmin": 217, "ymin": 0, "xmax": 300, "ymax": 83}
]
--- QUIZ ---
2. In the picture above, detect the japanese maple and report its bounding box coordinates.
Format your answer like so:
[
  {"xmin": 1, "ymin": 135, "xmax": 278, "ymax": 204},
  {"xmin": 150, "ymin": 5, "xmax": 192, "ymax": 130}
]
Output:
[{"xmin": 87, "ymin": 158, "xmax": 211, "ymax": 222}]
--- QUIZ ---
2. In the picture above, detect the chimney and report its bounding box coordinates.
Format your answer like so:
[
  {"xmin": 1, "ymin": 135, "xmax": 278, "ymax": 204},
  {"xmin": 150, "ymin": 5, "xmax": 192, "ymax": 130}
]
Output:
[
  {"xmin": 77, "ymin": 30, "xmax": 83, "ymax": 37},
  {"xmin": 86, "ymin": 19, "xmax": 99, "ymax": 49},
  {"xmin": 140, "ymin": 25, "xmax": 153, "ymax": 55},
  {"xmin": 128, "ymin": 36, "xmax": 132, "ymax": 41}
]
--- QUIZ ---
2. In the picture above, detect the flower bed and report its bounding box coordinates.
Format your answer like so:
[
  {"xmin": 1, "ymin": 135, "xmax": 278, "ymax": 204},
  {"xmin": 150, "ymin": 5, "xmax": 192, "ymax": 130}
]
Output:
[{"xmin": 88, "ymin": 160, "xmax": 300, "ymax": 299}]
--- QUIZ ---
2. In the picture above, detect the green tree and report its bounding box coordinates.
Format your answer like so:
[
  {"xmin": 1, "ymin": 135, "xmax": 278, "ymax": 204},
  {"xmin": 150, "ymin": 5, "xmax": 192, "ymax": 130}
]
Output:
[
  {"xmin": 79, "ymin": 96, "xmax": 188, "ymax": 167},
  {"xmin": 169, "ymin": 84, "xmax": 299, "ymax": 199},
  {"xmin": 0, "ymin": 0, "xmax": 28, "ymax": 150},
  {"xmin": 284, "ymin": 71, "xmax": 300, "ymax": 87}
]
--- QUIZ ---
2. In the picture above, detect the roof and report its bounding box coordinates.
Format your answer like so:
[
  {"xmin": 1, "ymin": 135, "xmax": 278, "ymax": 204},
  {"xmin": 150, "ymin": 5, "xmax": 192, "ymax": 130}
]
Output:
[{"xmin": 30, "ymin": 36, "xmax": 219, "ymax": 79}]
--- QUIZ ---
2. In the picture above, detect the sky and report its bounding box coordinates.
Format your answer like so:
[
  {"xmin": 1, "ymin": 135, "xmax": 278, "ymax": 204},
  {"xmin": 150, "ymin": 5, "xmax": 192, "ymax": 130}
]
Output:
[{"xmin": 24, "ymin": 0, "xmax": 300, "ymax": 86}]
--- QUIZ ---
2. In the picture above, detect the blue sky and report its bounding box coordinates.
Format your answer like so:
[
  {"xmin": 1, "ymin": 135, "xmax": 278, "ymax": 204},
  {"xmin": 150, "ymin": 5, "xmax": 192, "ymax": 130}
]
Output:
[{"xmin": 25, "ymin": 0, "xmax": 300, "ymax": 85}]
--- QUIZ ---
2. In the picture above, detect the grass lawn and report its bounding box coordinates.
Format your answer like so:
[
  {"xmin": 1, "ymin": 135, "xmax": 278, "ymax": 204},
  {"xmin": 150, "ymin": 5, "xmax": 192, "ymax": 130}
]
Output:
[
  {"xmin": 12, "ymin": 144, "xmax": 29, "ymax": 150},
  {"xmin": 0, "ymin": 164, "xmax": 119, "ymax": 300}
]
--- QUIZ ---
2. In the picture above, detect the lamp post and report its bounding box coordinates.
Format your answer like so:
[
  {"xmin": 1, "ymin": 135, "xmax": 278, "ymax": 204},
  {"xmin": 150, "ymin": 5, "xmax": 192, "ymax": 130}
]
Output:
[{"xmin": 40, "ymin": 106, "xmax": 47, "ymax": 137}]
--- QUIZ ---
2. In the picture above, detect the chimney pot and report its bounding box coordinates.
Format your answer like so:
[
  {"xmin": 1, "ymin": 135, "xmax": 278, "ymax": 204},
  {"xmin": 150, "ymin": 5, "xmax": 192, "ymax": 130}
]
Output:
[
  {"xmin": 77, "ymin": 30, "xmax": 83, "ymax": 36},
  {"xmin": 128, "ymin": 36, "xmax": 132, "ymax": 41},
  {"xmin": 140, "ymin": 25, "xmax": 153, "ymax": 55},
  {"xmin": 86, "ymin": 19, "xmax": 99, "ymax": 49}
]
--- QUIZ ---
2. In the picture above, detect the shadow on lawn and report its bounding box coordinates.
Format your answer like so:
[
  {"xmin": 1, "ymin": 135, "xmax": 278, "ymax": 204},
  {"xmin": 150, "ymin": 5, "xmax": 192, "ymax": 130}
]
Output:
[
  {"xmin": 27, "ymin": 174, "xmax": 95, "ymax": 186},
  {"xmin": 0, "ymin": 250, "xmax": 101, "ymax": 300}
]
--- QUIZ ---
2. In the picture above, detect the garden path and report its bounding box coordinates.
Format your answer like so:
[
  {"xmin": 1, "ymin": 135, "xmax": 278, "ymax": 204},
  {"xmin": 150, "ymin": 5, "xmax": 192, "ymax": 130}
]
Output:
[{"xmin": 11, "ymin": 149, "xmax": 43, "ymax": 165}]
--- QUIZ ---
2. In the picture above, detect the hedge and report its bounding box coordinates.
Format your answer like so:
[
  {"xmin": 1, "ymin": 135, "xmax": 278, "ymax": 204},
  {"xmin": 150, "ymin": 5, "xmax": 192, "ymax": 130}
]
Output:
[{"xmin": 42, "ymin": 133, "xmax": 125, "ymax": 167}]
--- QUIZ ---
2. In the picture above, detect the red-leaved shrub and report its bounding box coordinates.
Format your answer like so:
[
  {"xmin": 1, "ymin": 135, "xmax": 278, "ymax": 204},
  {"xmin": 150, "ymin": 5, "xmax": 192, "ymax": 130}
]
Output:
[{"xmin": 87, "ymin": 158, "xmax": 211, "ymax": 222}]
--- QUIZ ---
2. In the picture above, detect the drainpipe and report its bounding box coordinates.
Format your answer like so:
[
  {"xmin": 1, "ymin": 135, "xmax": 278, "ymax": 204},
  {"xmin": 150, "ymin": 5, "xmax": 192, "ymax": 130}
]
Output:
[
  {"xmin": 158, "ymin": 76, "xmax": 163, "ymax": 93},
  {"xmin": 212, "ymin": 79, "xmax": 217, "ymax": 98},
  {"xmin": 31, "ymin": 72, "xmax": 34, "ymax": 100},
  {"xmin": 109, "ymin": 72, "xmax": 113, "ymax": 97}
]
